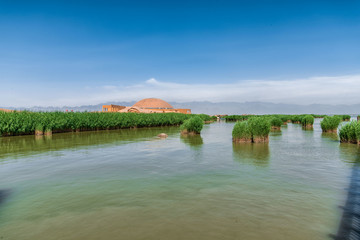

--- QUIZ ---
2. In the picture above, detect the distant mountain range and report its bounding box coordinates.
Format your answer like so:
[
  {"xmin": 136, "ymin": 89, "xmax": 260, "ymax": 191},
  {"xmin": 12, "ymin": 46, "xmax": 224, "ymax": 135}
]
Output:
[{"xmin": 2, "ymin": 101, "xmax": 360, "ymax": 115}]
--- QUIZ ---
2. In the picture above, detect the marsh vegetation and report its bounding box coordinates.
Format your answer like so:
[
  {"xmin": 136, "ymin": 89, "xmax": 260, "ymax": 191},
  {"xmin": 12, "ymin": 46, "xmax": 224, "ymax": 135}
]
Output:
[
  {"xmin": 180, "ymin": 116, "xmax": 204, "ymax": 135},
  {"xmin": 320, "ymin": 116, "xmax": 341, "ymax": 133},
  {"xmin": 339, "ymin": 121, "xmax": 360, "ymax": 144},
  {"xmin": 301, "ymin": 115, "xmax": 315, "ymax": 128},
  {"xmin": 0, "ymin": 111, "xmax": 211, "ymax": 137},
  {"xmin": 232, "ymin": 117, "xmax": 271, "ymax": 143}
]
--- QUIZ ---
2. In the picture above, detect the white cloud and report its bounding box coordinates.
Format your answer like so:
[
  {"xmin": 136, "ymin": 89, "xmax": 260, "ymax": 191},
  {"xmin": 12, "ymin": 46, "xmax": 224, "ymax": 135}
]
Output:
[
  {"xmin": 145, "ymin": 78, "xmax": 160, "ymax": 85},
  {"xmin": 2, "ymin": 74, "xmax": 360, "ymax": 107}
]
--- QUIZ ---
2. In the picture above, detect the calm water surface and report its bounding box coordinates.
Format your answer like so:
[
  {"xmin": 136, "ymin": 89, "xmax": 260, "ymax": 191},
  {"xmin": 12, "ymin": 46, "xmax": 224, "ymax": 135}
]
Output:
[{"xmin": 0, "ymin": 119, "xmax": 359, "ymax": 240}]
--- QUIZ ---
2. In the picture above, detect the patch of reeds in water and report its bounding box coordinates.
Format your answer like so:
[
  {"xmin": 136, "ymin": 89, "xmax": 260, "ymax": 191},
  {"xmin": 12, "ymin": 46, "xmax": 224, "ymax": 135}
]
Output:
[
  {"xmin": 339, "ymin": 121, "xmax": 360, "ymax": 144},
  {"xmin": 290, "ymin": 115, "xmax": 304, "ymax": 124},
  {"xmin": 335, "ymin": 114, "xmax": 351, "ymax": 121},
  {"xmin": 301, "ymin": 115, "xmax": 314, "ymax": 127},
  {"xmin": 232, "ymin": 117, "xmax": 271, "ymax": 143},
  {"xmin": 269, "ymin": 117, "xmax": 283, "ymax": 130},
  {"xmin": 180, "ymin": 116, "xmax": 204, "ymax": 135},
  {"xmin": 180, "ymin": 134, "xmax": 203, "ymax": 149},
  {"xmin": 320, "ymin": 116, "xmax": 341, "ymax": 133}
]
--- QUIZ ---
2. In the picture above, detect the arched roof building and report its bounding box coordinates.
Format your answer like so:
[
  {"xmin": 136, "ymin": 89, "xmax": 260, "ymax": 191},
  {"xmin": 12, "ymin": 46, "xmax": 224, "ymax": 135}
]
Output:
[
  {"xmin": 133, "ymin": 98, "xmax": 174, "ymax": 109},
  {"xmin": 102, "ymin": 98, "xmax": 191, "ymax": 114}
]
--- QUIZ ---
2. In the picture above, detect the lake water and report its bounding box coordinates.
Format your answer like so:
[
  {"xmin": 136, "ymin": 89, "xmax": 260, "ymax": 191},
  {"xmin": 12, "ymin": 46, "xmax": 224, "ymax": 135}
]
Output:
[{"xmin": 0, "ymin": 119, "xmax": 359, "ymax": 240}]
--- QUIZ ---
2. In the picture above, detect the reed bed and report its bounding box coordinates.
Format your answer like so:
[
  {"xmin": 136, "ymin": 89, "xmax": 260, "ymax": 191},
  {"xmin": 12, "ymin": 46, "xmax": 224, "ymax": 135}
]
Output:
[
  {"xmin": 232, "ymin": 121, "xmax": 252, "ymax": 142},
  {"xmin": 224, "ymin": 114, "xmax": 334, "ymax": 123},
  {"xmin": 197, "ymin": 114, "xmax": 213, "ymax": 122},
  {"xmin": 225, "ymin": 114, "xmax": 298, "ymax": 123},
  {"xmin": 224, "ymin": 115, "xmax": 253, "ymax": 122},
  {"xmin": 180, "ymin": 116, "xmax": 204, "ymax": 134},
  {"xmin": 320, "ymin": 116, "xmax": 341, "ymax": 133},
  {"xmin": 249, "ymin": 118, "xmax": 271, "ymax": 142},
  {"xmin": 335, "ymin": 115, "xmax": 351, "ymax": 121},
  {"xmin": 269, "ymin": 117, "xmax": 283, "ymax": 130},
  {"xmin": 339, "ymin": 121, "xmax": 360, "ymax": 144},
  {"xmin": 279, "ymin": 115, "xmax": 290, "ymax": 124},
  {"xmin": 232, "ymin": 117, "xmax": 271, "ymax": 143},
  {"xmin": 311, "ymin": 114, "xmax": 327, "ymax": 118},
  {"xmin": 0, "ymin": 111, "xmax": 210, "ymax": 137},
  {"xmin": 301, "ymin": 115, "xmax": 314, "ymax": 127},
  {"xmin": 225, "ymin": 114, "xmax": 326, "ymax": 126},
  {"xmin": 290, "ymin": 115, "xmax": 304, "ymax": 124}
]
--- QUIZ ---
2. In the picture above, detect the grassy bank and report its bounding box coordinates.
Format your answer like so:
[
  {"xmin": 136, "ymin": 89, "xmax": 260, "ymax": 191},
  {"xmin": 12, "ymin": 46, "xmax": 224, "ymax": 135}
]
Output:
[{"xmin": 0, "ymin": 111, "xmax": 211, "ymax": 137}]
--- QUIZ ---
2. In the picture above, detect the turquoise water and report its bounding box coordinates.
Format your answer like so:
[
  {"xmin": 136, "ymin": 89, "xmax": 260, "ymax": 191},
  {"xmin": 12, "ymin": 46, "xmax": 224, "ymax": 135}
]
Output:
[{"xmin": 0, "ymin": 119, "xmax": 359, "ymax": 240}]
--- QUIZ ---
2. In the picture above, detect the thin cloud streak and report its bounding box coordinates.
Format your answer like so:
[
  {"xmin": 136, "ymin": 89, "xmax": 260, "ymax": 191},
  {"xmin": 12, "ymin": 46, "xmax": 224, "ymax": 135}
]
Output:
[
  {"xmin": 2, "ymin": 74, "xmax": 360, "ymax": 107},
  {"xmin": 92, "ymin": 74, "xmax": 360, "ymax": 105}
]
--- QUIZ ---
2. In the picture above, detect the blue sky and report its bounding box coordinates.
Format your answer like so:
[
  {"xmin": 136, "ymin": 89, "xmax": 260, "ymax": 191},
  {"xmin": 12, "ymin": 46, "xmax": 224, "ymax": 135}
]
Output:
[{"xmin": 1, "ymin": 0, "xmax": 360, "ymax": 107}]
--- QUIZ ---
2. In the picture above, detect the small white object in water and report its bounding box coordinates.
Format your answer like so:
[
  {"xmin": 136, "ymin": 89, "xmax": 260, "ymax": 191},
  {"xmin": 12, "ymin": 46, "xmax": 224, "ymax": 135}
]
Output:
[{"xmin": 157, "ymin": 133, "xmax": 168, "ymax": 138}]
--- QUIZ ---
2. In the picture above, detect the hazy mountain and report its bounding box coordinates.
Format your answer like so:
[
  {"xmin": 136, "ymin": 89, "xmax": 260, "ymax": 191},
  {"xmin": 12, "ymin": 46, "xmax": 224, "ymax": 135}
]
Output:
[
  {"xmin": 1, "ymin": 102, "xmax": 135, "ymax": 113},
  {"xmin": 2, "ymin": 101, "xmax": 359, "ymax": 115},
  {"xmin": 171, "ymin": 102, "xmax": 360, "ymax": 115}
]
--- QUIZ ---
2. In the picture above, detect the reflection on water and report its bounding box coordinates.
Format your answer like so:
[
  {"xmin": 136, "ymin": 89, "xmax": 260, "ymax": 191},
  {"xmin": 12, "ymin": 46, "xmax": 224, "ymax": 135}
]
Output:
[
  {"xmin": 270, "ymin": 130, "xmax": 282, "ymax": 137},
  {"xmin": 180, "ymin": 134, "xmax": 203, "ymax": 149},
  {"xmin": 232, "ymin": 143, "xmax": 270, "ymax": 167},
  {"xmin": 335, "ymin": 153, "xmax": 360, "ymax": 239},
  {"xmin": 0, "ymin": 126, "xmax": 179, "ymax": 159},
  {"xmin": 0, "ymin": 189, "xmax": 11, "ymax": 206},
  {"xmin": 339, "ymin": 143, "xmax": 360, "ymax": 164},
  {"xmin": 322, "ymin": 132, "xmax": 339, "ymax": 141},
  {"xmin": 302, "ymin": 126, "xmax": 314, "ymax": 131}
]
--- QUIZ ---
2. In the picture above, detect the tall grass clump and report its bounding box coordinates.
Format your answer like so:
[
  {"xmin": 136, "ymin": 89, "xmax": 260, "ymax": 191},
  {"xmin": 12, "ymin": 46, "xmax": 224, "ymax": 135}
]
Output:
[
  {"xmin": 335, "ymin": 115, "xmax": 351, "ymax": 121},
  {"xmin": 232, "ymin": 118, "xmax": 270, "ymax": 143},
  {"xmin": 320, "ymin": 116, "xmax": 341, "ymax": 133},
  {"xmin": 197, "ymin": 113, "xmax": 215, "ymax": 123},
  {"xmin": 35, "ymin": 124, "xmax": 44, "ymax": 136},
  {"xmin": 232, "ymin": 121, "xmax": 252, "ymax": 143},
  {"xmin": 278, "ymin": 115, "xmax": 290, "ymax": 124},
  {"xmin": 356, "ymin": 123, "xmax": 360, "ymax": 144},
  {"xmin": 196, "ymin": 114, "xmax": 212, "ymax": 122},
  {"xmin": 248, "ymin": 117, "xmax": 271, "ymax": 142},
  {"xmin": 301, "ymin": 115, "xmax": 314, "ymax": 127},
  {"xmin": 224, "ymin": 114, "xmax": 312, "ymax": 123},
  {"xmin": 342, "ymin": 115, "xmax": 351, "ymax": 121},
  {"xmin": 224, "ymin": 115, "xmax": 253, "ymax": 122},
  {"xmin": 339, "ymin": 121, "xmax": 359, "ymax": 144},
  {"xmin": 290, "ymin": 115, "xmax": 303, "ymax": 124},
  {"xmin": 269, "ymin": 117, "xmax": 283, "ymax": 130},
  {"xmin": 312, "ymin": 114, "xmax": 327, "ymax": 118},
  {"xmin": 180, "ymin": 116, "xmax": 204, "ymax": 135}
]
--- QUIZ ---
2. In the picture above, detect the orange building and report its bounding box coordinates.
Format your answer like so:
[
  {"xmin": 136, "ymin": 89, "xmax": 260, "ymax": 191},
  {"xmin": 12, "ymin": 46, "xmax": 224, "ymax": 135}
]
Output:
[
  {"xmin": 0, "ymin": 108, "xmax": 13, "ymax": 112},
  {"xmin": 102, "ymin": 98, "xmax": 191, "ymax": 114},
  {"xmin": 102, "ymin": 104, "xmax": 126, "ymax": 112}
]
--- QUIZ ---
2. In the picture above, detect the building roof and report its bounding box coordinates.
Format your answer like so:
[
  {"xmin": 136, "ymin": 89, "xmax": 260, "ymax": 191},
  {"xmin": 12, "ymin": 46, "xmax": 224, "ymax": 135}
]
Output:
[
  {"xmin": 132, "ymin": 98, "xmax": 174, "ymax": 109},
  {"xmin": 0, "ymin": 108, "xmax": 13, "ymax": 112}
]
